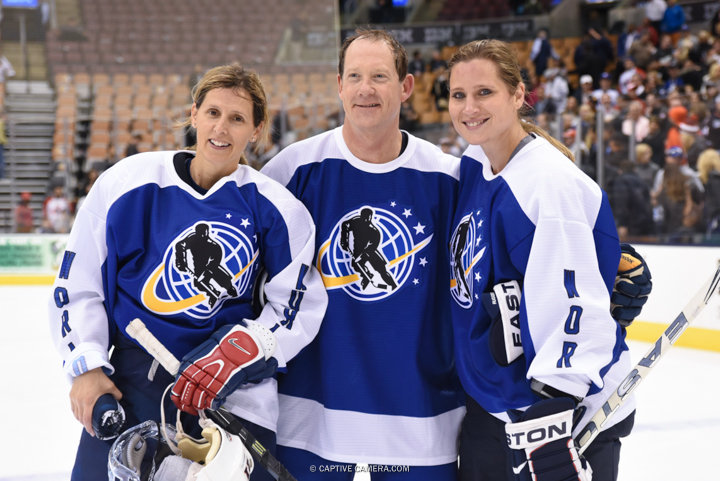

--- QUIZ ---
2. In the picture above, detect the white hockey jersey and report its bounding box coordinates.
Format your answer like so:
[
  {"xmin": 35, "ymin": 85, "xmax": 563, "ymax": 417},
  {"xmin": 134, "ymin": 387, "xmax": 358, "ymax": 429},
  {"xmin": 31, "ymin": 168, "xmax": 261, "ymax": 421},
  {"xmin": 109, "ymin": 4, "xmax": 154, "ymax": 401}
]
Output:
[
  {"xmin": 48, "ymin": 151, "xmax": 328, "ymax": 432},
  {"xmin": 449, "ymin": 137, "xmax": 635, "ymax": 436},
  {"xmin": 260, "ymin": 126, "xmax": 465, "ymax": 466}
]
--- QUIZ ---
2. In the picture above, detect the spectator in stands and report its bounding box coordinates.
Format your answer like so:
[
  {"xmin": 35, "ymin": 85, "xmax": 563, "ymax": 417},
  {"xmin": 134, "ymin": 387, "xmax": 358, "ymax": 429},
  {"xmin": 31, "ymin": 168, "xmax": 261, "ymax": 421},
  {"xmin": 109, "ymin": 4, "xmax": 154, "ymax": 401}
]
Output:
[
  {"xmin": 706, "ymin": 95, "xmax": 720, "ymax": 149},
  {"xmin": 125, "ymin": 133, "xmax": 141, "ymax": 157},
  {"xmin": 607, "ymin": 131, "xmax": 630, "ymax": 167},
  {"xmin": 645, "ymin": 0, "xmax": 667, "ymax": 38},
  {"xmin": 644, "ymin": 93, "xmax": 666, "ymax": 119},
  {"xmin": 589, "ymin": 27, "xmax": 615, "ymax": 73},
  {"xmin": 574, "ymin": 39, "xmax": 602, "ymax": 88},
  {"xmin": 44, "ymin": 185, "xmax": 71, "ymax": 233},
  {"xmin": 529, "ymin": 28, "xmax": 559, "ymax": 78},
  {"xmin": 661, "ymin": 0, "xmax": 686, "ymax": 45},
  {"xmin": 76, "ymin": 168, "xmax": 99, "ymax": 212},
  {"xmin": 576, "ymin": 74, "xmax": 596, "ymax": 105},
  {"xmin": 653, "ymin": 146, "xmax": 705, "ymax": 194},
  {"xmin": 599, "ymin": 92, "xmax": 619, "ymax": 122},
  {"xmin": 543, "ymin": 67, "xmax": 569, "ymax": 114},
  {"xmin": 609, "ymin": 159, "xmax": 655, "ymax": 239},
  {"xmin": 635, "ymin": 142, "xmax": 661, "ymax": 189},
  {"xmin": 625, "ymin": 72, "xmax": 647, "ymax": 100},
  {"xmin": 701, "ymin": 63, "xmax": 720, "ymax": 97},
  {"xmin": 680, "ymin": 115, "xmax": 710, "ymax": 170},
  {"xmin": 639, "ymin": 18, "xmax": 660, "ymax": 47},
  {"xmin": 399, "ymin": 99, "xmax": 418, "ymax": 132},
  {"xmin": 653, "ymin": 33, "xmax": 675, "ymax": 69},
  {"xmin": 14, "ymin": 191, "xmax": 34, "ymax": 233},
  {"xmin": 376, "ymin": 0, "xmax": 396, "ymax": 23},
  {"xmin": 619, "ymin": 57, "xmax": 643, "ymax": 95},
  {"xmin": 432, "ymin": 67, "xmax": 449, "ymax": 111},
  {"xmin": 697, "ymin": 148, "xmax": 720, "ymax": 234},
  {"xmin": 664, "ymin": 61, "xmax": 685, "ymax": 94},
  {"xmin": 623, "ymin": 100, "xmax": 650, "ymax": 142},
  {"xmin": 666, "ymin": 104, "xmax": 687, "ymax": 150},
  {"xmin": 430, "ymin": 50, "xmax": 447, "ymax": 72},
  {"xmin": 0, "ymin": 47, "xmax": 15, "ymax": 85},
  {"xmin": 653, "ymin": 163, "xmax": 688, "ymax": 233},
  {"xmin": 643, "ymin": 116, "xmax": 668, "ymax": 166},
  {"xmin": 628, "ymin": 31, "xmax": 657, "ymax": 71},
  {"xmin": 680, "ymin": 58, "xmax": 704, "ymax": 93},
  {"xmin": 644, "ymin": 71, "xmax": 665, "ymax": 98},
  {"xmin": 593, "ymin": 72, "xmax": 620, "ymax": 106},
  {"xmin": 617, "ymin": 23, "xmax": 639, "ymax": 60},
  {"xmin": 410, "ymin": 51, "xmax": 425, "ymax": 77},
  {"xmin": 532, "ymin": 83, "xmax": 556, "ymax": 116},
  {"xmin": 0, "ymin": 111, "xmax": 6, "ymax": 181}
]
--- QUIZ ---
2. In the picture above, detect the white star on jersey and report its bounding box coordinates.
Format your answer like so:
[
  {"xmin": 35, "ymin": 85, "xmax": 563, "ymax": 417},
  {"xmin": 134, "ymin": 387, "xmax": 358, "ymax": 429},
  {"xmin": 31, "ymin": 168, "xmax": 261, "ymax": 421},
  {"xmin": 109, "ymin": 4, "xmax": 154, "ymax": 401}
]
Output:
[
  {"xmin": 240, "ymin": 218, "xmax": 250, "ymax": 228},
  {"xmin": 419, "ymin": 257, "xmax": 428, "ymax": 267},
  {"xmin": 413, "ymin": 223, "xmax": 425, "ymax": 235}
]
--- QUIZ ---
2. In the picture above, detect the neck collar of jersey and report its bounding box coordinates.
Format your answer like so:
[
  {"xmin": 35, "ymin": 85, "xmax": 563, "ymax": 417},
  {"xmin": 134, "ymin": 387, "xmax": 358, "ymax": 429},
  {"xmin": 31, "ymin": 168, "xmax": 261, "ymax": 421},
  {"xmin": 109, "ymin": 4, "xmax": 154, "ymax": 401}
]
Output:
[
  {"xmin": 335, "ymin": 125, "xmax": 417, "ymax": 174},
  {"xmin": 465, "ymin": 135, "xmax": 543, "ymax": 181},
  {"xmin": 166, "ymin": 150, "xmax": 240, "ymax": 199}
]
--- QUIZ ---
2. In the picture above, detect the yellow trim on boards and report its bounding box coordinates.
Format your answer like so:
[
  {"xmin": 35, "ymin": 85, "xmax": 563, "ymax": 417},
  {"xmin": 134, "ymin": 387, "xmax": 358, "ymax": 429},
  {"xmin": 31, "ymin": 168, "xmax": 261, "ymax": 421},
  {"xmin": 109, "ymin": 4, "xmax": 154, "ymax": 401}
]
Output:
[
  {"xmin": 0, "ymin": 275, "xmax": 55, "ymax": 285},
  {"xmin": 627, "ymin": 321, "xmax": 720, "ymax": 353}
]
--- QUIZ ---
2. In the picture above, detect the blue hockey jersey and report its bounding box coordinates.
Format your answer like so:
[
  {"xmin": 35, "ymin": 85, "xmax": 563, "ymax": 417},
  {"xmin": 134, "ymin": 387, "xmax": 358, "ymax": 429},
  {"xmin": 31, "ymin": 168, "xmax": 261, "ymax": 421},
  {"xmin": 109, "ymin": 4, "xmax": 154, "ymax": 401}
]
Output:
[
  {"xmin": 261, "ymin": 127, "xmax": 465, "ymax": 465},
  {"xmin": 48, "ymin": 151, "xmax": 328, "ymax": 431},
  {"xmin": 449, "ymin": 137, "xmax": 635, "ymax": 436}
]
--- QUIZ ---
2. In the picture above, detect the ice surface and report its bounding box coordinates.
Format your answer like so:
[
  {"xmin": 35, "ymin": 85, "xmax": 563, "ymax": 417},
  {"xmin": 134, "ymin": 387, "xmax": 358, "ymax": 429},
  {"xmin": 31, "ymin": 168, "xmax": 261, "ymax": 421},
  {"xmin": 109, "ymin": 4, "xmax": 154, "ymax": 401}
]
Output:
[{"xmin": 1, "ymin": 285, "xmax": 717, "ymax": 480}]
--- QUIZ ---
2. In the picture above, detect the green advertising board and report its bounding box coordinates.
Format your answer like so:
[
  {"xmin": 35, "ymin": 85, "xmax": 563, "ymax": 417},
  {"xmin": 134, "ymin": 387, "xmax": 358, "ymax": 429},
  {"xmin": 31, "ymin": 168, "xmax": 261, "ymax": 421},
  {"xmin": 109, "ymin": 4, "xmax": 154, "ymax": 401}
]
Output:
[{"xmin": 0, "ymin": 235, "xmax": 68, "ymax": 283}]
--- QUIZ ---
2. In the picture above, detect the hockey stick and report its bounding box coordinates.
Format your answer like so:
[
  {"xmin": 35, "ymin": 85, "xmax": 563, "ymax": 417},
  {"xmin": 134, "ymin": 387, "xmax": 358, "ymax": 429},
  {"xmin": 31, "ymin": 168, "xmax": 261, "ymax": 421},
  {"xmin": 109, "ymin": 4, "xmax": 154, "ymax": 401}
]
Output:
[
  {"xmin": 125, "ymin": 319, "xmax": 297, "ymax": 481},
  {"xmin": 575, "ymin": 264, "xmax": 720, "ymax": 454}
]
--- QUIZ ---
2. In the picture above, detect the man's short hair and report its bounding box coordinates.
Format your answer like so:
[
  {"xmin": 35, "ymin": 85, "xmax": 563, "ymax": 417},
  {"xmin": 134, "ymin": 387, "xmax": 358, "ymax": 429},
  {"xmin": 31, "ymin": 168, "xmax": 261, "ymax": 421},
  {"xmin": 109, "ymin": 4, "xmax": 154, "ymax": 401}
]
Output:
[{"xmin": 338, "ymin": 28, "xmax": 408, "ymax": 81}]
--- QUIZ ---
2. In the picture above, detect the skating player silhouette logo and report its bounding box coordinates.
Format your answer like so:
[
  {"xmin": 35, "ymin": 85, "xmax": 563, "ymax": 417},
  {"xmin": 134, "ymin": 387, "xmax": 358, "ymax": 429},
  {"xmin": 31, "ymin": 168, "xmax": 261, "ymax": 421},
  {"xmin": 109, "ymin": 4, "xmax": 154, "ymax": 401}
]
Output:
[
  {"xmin": 318, "ymin": 204, "xmax": 433, "ymax": 302},
  {"xmin": 450, "ymin": 212, "xmax": 487, "ymax": 309},
  {"xmin": 341, "ymin": 208, "xmax": 398, "ymax": 291},
  {"xmin": 142, "ymin": 221, "xmax": 258, "ymax": 318}
]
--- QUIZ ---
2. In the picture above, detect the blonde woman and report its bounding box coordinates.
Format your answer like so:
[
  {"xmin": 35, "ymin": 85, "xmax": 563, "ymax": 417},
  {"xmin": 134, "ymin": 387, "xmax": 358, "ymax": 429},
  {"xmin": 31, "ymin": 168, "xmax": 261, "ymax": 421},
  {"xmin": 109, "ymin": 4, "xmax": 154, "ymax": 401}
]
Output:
[
  {"xmin": 446, "ymin": 40, "xmax": 641, "ymax": 481},
  {"xmin": 697, "ymin": 148, "xmax": 720, "ymax": 232}
]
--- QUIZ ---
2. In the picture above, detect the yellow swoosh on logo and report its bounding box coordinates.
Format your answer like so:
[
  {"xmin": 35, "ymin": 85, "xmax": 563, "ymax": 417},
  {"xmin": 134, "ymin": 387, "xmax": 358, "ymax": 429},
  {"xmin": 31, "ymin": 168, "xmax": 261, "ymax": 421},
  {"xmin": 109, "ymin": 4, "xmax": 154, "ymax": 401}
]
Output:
[
  {"xmin": 142, "ymin": 264, "xmax": 206, "ymax": 314},
  {"xmin": 317, "ymin": 235, "xmax": 434, "ymax": 289},
  {"xmin": 450, "ymin": 246, "xmax": 486, "ymax": 289},
  {"xmin": 142, "ymin": 251, "xmax": 259, "ymax": 314}
]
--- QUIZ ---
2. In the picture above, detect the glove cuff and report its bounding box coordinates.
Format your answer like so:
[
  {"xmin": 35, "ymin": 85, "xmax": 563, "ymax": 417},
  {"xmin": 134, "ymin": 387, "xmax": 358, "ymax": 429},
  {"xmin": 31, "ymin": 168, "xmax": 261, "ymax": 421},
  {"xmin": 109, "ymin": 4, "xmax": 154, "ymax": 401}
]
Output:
[
  {"xmin": 505, "ymin": 408, "xmax": 574, "ymax": 450},
  {"xmin": 245, "ymin": 321, "xmax": 277, "ymax": 360}
]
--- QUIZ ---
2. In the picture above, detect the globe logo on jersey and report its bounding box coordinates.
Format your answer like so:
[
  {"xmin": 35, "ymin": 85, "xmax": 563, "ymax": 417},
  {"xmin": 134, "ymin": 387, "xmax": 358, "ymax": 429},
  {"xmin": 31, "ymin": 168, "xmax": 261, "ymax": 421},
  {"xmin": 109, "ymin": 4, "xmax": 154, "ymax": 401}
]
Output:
[
  {"xmin": 450, "ymin": 212, "xmax": 486, "ymax": 309},
  {"xmin": 141, "ymin": 221, "xmax": 258, "ymax": 319},
  {"xmin": 317, "ymin": 205, "xmax": 433, "ymax": 302}
]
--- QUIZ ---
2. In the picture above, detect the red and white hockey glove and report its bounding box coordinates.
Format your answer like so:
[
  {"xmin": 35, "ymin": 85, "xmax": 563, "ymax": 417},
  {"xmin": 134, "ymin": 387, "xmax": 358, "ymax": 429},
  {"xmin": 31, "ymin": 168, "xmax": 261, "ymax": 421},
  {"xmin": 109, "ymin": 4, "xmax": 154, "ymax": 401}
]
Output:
[
  {"xmin": 171, "ymin": 322, "xmax": 277, "ymax": 415},
  {"xmin": 506, "ymin": 398, "xmax": 592, "ymax": 481}
]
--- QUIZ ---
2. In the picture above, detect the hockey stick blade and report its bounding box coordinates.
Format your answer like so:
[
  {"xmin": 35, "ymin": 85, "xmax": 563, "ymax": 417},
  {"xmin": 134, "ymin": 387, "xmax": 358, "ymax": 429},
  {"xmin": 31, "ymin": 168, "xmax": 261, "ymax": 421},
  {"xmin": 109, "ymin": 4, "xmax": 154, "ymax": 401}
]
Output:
[
  {"xmin": 575, "ymin": 264, "xmax": 720, "ymax": 454},
  {"xmin": 125, "ymin": 319, "xmax": 297, "ymax": 481}
]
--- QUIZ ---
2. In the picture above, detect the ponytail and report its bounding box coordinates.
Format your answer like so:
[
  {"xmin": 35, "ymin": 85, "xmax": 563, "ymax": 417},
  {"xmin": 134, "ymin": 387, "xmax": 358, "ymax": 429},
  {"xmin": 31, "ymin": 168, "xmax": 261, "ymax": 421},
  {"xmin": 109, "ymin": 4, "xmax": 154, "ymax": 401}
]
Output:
[{"xmin": 520, "ymin": 119, "xmax": 575, "ymax": 162}]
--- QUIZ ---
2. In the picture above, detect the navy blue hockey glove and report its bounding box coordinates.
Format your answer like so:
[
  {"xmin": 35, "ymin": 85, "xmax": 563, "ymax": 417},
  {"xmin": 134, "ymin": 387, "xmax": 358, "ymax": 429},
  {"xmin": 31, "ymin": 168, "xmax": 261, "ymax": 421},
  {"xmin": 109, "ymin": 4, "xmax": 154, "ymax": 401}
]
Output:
[
  {"xmin": 171, "ymin": 322, "xmax": 278, "ymax": 415},
  {"xmin": 506, "ymin": 398, "xmax": 592, "ymax": 481},
  {"xmin": 611, "ymin": 244, "xmax": 652, "ymax": 327}
]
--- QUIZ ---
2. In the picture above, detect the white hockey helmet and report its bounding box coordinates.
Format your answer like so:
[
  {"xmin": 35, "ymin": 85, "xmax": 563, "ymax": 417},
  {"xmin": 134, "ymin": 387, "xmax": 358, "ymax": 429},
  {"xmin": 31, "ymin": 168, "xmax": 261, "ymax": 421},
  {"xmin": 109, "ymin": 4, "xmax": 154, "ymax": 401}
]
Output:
[
  {"xmin": 108, "ymin": 418, "xmax": 253, "ymax": 481},
  {"xmin": 174, "ymin": 418, "xmax": 254, "ymax": 481}
]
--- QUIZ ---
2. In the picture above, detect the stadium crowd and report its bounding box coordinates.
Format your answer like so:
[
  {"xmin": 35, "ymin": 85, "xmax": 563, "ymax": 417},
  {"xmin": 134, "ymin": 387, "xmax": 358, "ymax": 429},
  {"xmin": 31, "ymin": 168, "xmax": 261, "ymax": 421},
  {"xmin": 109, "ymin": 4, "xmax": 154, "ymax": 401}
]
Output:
[{"xmin": 11, "ymin": 0, "xmax": 720, "ymax": 246}]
